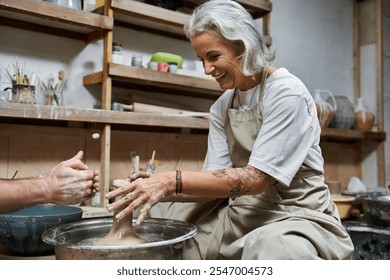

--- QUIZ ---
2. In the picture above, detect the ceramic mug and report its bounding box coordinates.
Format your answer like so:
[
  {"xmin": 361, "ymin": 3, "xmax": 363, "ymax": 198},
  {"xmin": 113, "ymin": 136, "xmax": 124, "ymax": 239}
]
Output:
[
  {"xmin": 158, "ymin": 62, "xmax": 169, "ymax": 72},
  {"xmin": 148, "ymin": 61, "xmax": 158, "ymax": 71},
  {"xmin": 131, "ymin": 55, "xmax": 143, "ymax": 67},
  {"xmin": 168, "ymin": 62, "xmax": 178, "ymax": 73}
]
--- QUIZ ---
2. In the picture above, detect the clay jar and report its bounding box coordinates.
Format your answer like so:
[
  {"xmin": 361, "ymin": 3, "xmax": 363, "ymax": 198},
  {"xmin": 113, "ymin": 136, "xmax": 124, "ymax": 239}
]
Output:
[
  {"xmin": 354, "ymin": 97, "xmax": 375, "ymax": 131},
  {"xmin": 158, "ymin": 62, "xmax": 169, "ymax": 72},
  {"xmin": 313, "ymin": 89, "xmax": 337, "ymax": 129}
]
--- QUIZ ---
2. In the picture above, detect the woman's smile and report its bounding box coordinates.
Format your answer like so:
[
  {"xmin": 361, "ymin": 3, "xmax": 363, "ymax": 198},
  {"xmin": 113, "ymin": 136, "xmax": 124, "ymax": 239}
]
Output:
[{"xmin": 214, "ymin": 71, "xmax": 227, "ymax": 80}]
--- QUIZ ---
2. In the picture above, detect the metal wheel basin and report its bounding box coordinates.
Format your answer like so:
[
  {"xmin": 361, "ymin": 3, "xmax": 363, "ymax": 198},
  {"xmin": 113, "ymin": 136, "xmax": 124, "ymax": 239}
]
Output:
[{"xmin": 42, "ymin": 218, "xmax": 197, "ymax": 260}]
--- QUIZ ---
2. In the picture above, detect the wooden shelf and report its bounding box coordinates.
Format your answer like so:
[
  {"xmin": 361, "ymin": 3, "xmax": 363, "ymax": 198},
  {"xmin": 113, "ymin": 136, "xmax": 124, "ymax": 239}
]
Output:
[
  {"xmin": 111, "ymin": 0, "xmax": 272, "ymax": 39},
  {"xmin": 83, "ymin": 63, "xmax": 223, "ymax": 99},
  {"xmin": 0, "ymin": 103, "xmax": 210, "ymax": 130},
  {"xmin": 0, "ymin": 103, "xmax": 386, "ymax": 143},
  {"xmin": 320, "ymin": 127, "xmax": 386, "ymax": 142},
  {"xmin": 111, "ymin": 0, "xmax": 189, "ymax": 38},
  {"xmin": 183, "ymin": 0, "xmax": 272, "ymax": 18},
  {"xmin": 0, "ymin": 0, "xmax": 113, "ymax": 41}
]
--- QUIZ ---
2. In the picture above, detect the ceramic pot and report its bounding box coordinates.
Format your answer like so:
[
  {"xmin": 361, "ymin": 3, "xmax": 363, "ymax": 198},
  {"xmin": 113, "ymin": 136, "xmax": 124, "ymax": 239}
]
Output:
[
  {"xmin": 0, "ymin": 204, "xmax": 82, "ymax": 256},
  {"xmin": 354, "ymin": 97, "xmax": 375, "ymax": 131},
  {"xmin": 329, "ymin": 96, "xmax": 356, "ymax": 129},
  {"xmin": 313, "ymin": 89, "xmax": 336, "ymax": 128}
]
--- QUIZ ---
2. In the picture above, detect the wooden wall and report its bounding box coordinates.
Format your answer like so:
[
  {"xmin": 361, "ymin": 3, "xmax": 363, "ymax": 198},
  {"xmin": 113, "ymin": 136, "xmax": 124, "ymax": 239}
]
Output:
[
  {"xmin": 1, "ymin": 123, "xmax": 368, "ymax": 196},
  {"xmin": 0, "ymin": 123, "xmax": 207, "ymax": 184}
]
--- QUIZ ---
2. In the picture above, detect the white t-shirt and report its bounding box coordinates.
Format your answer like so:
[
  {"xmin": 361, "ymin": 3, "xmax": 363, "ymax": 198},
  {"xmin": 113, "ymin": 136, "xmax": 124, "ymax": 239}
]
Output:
[{"xmin": 203, "ymin": 68, "xmax": 324, "ymax": 187}]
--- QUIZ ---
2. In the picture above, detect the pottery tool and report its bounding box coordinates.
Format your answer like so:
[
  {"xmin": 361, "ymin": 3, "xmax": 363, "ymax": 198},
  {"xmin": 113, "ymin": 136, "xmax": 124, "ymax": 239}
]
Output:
[
  {"xmin": 146, "ymin": 150, "xmax": 156, "ymax": 174},
  {"xmin": 130, "ymin": 151, "xmax": 140, "ymax": 174},
  {"xmin": 174, "ymin": 158, "xmax": 182, "ymax": 170}
]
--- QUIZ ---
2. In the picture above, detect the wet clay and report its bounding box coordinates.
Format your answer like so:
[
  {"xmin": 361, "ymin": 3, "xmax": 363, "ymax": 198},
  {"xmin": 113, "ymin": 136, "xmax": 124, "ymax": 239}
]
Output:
[
  {"xmin": 93, "ymin": 208, "xmax": 147, "ymax": 246},
  {"xmin": 94, "ymin": 179, "xmax": 147, "ymax": 246}
]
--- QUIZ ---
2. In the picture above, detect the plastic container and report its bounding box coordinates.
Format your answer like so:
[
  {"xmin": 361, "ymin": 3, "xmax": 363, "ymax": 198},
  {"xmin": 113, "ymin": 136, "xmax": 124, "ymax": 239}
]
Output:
[
  {"xmin": 150, "ymin": 52, "xmax": 183, "ymax": 69},
  {"xmin": 112, "ymin": 51, "xmax": 124, "ymax": 64},
  {"xmin": 112, "ymin": 43, "xmax": 124, "ymax": 64},
  {"xmin": 12, "ymin": 84, "xmax": 36, "ymax": 104}
]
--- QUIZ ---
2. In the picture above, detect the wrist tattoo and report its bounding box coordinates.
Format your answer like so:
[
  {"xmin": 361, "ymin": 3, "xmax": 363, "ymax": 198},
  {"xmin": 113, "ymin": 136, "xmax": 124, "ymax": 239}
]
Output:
[{"xmin": 212, "ymin": 167, "xmax": 275, "ymax": 197}]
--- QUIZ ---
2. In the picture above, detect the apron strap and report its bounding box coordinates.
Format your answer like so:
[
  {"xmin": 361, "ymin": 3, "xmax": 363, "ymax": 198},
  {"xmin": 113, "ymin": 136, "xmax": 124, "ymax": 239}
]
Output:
[
  {"xmin": 230, "ymin": 67, "xmax": 268, "ymax": 109},
  {"xmin": 258, "ymin": 67, "xmax": 268, "ymax": 110}
]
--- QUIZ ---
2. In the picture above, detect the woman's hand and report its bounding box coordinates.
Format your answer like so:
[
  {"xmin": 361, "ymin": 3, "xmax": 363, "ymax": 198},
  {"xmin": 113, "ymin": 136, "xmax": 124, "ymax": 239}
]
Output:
[
  {"xmin": 106, "ymin": 172, "xmax": 175, "ymax": 225},
  {"xmin": 42, "ymin": 151, "xmax": 99, "ymax": 205}
]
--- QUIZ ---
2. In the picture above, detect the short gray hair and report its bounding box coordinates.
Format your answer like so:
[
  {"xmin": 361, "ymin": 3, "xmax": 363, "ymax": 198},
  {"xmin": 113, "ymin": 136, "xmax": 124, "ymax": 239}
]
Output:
[{"xmin": 184, "ymin": 0, "xmax": 275, "ymax": 76}]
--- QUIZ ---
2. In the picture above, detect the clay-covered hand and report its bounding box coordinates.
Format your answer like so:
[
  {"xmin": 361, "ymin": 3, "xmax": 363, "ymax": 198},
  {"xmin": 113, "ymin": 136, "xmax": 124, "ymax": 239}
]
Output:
[
  {"xmin": 106, "ymin": 172, "xmax": 175, "ymax": 225},
  {"xmin": 41, "ymin": 151, "xmax": 99, "ymax": 205}
]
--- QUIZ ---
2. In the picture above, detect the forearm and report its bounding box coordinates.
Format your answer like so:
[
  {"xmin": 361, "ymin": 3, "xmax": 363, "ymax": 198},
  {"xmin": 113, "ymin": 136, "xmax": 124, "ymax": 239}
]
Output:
[
  {"xmin": 105, "ymin": 165, "xmax": 275, "ymax": 224},
  {"xmin": 0, "ymin": 177, "xmax": 49, "ymax": 213},
  {"xmin": 160, "ymin": 194, "xmax": 216, "ymax": 203},
  {"xmin": 179, "ymin": 165, "xmax": 274, "ymax": 198}
]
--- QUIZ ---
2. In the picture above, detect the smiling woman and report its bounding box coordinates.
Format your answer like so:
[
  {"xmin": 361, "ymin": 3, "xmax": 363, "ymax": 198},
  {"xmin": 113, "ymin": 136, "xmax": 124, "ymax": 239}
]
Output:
[{"xmin": 104, "ymin": 0, "xmax": 354, "ymax": 260}]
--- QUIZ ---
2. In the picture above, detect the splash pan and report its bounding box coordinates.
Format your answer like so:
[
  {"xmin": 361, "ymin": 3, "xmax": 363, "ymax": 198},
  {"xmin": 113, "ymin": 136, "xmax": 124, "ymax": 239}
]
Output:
[{"xmin": 42, "ymin": 218, "xmax": 197, "ymax": 260}]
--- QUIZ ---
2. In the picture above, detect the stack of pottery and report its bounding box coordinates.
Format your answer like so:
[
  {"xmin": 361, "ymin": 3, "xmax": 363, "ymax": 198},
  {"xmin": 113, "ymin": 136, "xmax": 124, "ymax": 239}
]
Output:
[
  {"xmin": 354, "ymin": 97, "xmax": 375, "ymax": 131},
  {"xmin": 313, "ymin": 89, "xmax": 337, "ymax": 129},
  {"xmin": 329, "ymin": 95, "xmax": 356, "ymax": 130}
]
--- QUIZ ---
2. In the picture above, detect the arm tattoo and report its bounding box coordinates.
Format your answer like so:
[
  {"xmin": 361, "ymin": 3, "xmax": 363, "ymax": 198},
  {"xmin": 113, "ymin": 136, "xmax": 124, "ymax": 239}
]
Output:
[{"xmin": 212, "ymin": 167, "xmax": 276, "ymax": 197}]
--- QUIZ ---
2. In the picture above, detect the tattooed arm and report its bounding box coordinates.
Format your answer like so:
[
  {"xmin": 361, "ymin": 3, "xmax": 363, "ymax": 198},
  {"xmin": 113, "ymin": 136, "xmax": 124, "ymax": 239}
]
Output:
[
  {"xmin": 106, "ymin": 166, "xmax": 276, "ymax": 223},
  {"xmin": 210, "ymin": 166, "xmax": 275, "ymax": 197}
]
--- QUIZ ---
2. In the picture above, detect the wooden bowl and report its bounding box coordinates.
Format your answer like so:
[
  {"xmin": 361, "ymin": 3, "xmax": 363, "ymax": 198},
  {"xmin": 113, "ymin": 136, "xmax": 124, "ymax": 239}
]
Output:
[{"xmin": 332, "ymin": 194, "xmax": 358, "ymax": 219}]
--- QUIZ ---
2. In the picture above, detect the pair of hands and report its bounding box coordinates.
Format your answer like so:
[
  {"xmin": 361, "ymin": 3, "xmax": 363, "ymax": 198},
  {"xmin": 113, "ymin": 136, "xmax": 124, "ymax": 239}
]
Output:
[
  {"xmin": 106, "ymin": 171, "xmax": 174, "ymax": 225},
  {"xmin": 42, "ymin": 151, "xmax": 99, "ymax": 206}
]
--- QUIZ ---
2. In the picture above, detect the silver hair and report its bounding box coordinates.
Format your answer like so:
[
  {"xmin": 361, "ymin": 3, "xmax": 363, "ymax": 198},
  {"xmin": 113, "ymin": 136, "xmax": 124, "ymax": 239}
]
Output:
[{"xmin": 184, "ymin": 0, "xmax": 275, "ymax": 76}]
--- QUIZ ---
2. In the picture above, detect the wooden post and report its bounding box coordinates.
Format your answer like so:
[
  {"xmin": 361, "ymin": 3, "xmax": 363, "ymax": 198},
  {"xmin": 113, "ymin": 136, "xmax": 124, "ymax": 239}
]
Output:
[
  {"xmin": 375, "ymin": 0, "xmax": 385, "ymax": 185},
  {"xmin": 100, "ymin": 0, "xmax": 114, "ymax": 207}
]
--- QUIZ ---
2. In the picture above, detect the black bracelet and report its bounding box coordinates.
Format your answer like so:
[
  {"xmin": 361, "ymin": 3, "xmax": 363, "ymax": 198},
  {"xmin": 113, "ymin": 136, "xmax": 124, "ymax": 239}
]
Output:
[{"xmin": 175, "ymin": 170, "xmax": 182, "ymax": 195}]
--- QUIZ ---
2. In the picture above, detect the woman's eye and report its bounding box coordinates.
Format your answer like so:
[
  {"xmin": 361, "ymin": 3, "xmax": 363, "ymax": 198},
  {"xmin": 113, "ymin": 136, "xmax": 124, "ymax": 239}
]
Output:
[{"xmin": 209, "ymin": 54, "xmax": 220, "ymax": 61}]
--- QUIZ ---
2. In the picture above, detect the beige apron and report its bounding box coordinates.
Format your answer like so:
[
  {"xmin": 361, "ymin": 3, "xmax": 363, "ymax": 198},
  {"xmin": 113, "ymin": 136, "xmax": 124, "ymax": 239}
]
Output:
[{"xmin": 150, "ymin": 69, "xmax": 354, "ymax": 259}]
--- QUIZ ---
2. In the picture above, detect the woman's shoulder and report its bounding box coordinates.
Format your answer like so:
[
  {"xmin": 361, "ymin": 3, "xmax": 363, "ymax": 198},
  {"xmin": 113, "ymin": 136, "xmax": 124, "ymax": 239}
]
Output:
[
  {"xmin": 267, "ymin": 68, "xmax": 308, "ymax": 96},
  {"xmin": 268, "ymin": 68, "xmax": 301, "ymax": 85}
]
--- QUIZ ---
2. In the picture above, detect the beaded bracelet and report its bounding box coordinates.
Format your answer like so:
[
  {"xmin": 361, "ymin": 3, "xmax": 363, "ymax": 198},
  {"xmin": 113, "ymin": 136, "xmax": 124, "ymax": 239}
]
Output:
[{"xmin": 175, "ymin": 170, "xmax": 182, "ymax": 195}]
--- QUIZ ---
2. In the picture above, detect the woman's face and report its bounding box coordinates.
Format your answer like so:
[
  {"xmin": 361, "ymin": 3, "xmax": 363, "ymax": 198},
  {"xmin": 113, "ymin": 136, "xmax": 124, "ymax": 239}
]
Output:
[{"xmin": 191, "ymin": 32, "xmax": 246, "ymax": 90}]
